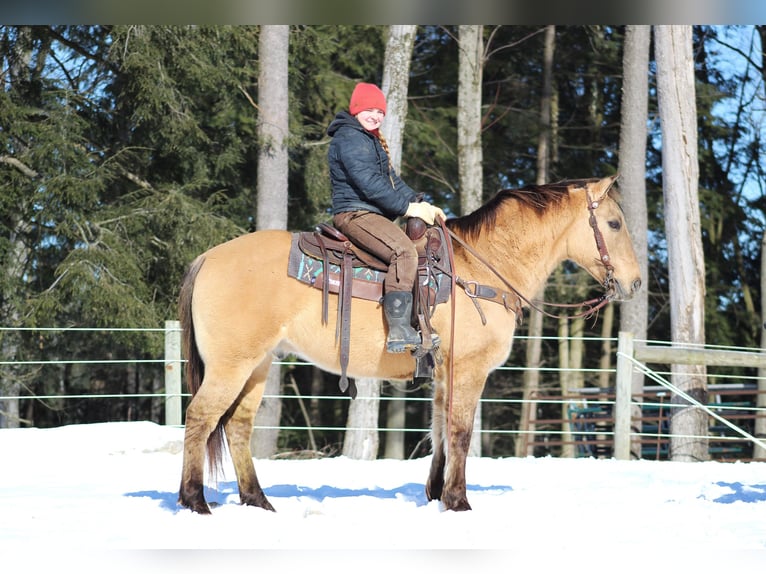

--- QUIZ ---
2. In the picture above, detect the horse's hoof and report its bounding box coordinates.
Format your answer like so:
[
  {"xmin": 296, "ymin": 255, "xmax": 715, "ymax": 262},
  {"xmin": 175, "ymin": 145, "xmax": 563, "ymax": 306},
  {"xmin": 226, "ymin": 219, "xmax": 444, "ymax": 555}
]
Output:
[
  {"xmin": 425, "ymin": 481, "xmax": 443, "ymax": 501},
  {"xmin": 178, "ymin": 484, "xmax": 212, "ymax": 514},
  {"xmin": 442, "ymin": 494, "xmax": 472, "ymax": 512},
  {"xmin": 241, "ymin": 492, "xmax": 276, "ymax": 512},
  {"xmin": 450, "ymin": 500, "xmax": 472, "ymax": 512},
  {"xmin": 178, "ymin": 497, "xmax": 212, "ymax": 515}
]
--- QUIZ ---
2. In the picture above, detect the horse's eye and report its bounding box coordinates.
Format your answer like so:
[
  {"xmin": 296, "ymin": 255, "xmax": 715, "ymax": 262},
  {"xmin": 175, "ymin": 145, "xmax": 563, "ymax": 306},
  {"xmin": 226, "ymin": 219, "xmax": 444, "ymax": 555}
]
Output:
[{"xmin": 608, "ymin": 220, "xmax": 621, "ymax": 231}]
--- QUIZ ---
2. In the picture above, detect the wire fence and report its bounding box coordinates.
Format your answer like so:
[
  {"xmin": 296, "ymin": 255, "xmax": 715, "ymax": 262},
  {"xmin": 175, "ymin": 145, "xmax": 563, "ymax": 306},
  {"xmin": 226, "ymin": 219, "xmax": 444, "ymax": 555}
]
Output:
[{"xmin": 1, "ymin": 325, "xmax": 765, "ymax": 461}]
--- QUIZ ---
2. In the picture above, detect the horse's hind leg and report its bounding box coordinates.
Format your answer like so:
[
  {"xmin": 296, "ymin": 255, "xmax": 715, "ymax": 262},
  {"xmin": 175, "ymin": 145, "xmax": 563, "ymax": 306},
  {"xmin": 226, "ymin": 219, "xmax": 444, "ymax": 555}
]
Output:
[
  {"xmin": 222, "ymin": 360, "xmax": 275, "ymax": 512},
  {"xmin": 179, "ymin": 363, "xmax": 258, "ymax": 514}
]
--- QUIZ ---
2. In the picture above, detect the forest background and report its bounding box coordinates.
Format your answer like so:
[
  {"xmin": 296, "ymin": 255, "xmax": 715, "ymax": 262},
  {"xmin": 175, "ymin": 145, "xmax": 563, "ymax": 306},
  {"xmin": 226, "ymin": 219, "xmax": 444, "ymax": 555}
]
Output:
[{"xmin": 1, "ymin": 25, "xmax": 764, "ymax": 460}]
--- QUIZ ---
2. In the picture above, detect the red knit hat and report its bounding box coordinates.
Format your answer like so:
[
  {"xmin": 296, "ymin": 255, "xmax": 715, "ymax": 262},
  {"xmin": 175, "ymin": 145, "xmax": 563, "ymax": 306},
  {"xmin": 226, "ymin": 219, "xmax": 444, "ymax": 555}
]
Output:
[{"xmin": 349, "ymin": 83, "xmax": 387, "ymax": 116}]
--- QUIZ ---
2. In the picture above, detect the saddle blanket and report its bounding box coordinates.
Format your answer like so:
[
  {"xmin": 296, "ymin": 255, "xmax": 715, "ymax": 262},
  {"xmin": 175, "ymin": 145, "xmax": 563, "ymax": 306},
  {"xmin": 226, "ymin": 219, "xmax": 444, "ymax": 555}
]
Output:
[{"xmin": 287, "ymin": 234, "xmax": 450, "ymax": 304}]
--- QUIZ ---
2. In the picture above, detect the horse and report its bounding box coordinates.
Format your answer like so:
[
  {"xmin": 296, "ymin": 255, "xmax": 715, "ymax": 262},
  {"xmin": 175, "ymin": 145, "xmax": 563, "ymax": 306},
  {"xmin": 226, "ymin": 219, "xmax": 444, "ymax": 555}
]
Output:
[{"xmin": 177, "ymin": 175, "xmax": 642, "ymax": 514}]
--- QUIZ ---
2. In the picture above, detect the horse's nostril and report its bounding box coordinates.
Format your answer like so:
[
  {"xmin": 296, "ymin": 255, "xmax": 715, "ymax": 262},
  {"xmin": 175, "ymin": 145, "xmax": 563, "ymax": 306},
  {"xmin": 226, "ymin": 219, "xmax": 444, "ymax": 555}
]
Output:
[{"xmin": 632, "ymin": 278, "xmax": 642, "ymax": 293}]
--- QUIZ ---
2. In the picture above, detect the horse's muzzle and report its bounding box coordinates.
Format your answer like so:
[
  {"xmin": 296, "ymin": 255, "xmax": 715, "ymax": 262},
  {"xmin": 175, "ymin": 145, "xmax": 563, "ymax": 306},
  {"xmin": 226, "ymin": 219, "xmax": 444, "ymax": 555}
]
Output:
[{"xmin": 609, "ymin": 277, "xmax": 642, "ymax": 301}]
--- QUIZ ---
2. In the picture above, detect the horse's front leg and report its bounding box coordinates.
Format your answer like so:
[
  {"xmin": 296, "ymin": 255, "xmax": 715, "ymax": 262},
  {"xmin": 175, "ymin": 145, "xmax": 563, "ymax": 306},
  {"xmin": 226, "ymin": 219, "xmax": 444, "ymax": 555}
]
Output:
[
  {"xmin": 426, "ymin": 378, "xmax": 447, "ymax": 501},
  {"xmin": 438, "ymin": 374, "xmax": 485, "ymax": 511}
]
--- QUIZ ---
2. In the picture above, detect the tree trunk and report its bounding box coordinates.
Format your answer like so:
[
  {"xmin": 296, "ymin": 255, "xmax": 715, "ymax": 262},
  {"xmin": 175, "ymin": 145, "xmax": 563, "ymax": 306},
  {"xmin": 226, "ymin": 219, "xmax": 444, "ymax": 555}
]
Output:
[
  {"xmin": 384, "ymin": 383, "xmax": 406, "ymax": 459},
  {"xmin": 598, "ymin": 304, "xmax": 614, "ymax": 389},
  {"xmin": 596, "ymin": 303, "xmax": 613, "ymax": 454},
  {"xmin": 0, "ymin": 226, "xmax": 27, "ymax": 428},
  {"xmin": 558, "ymin": 315, "xmax": 574, "ymax": 457},
  {"xmin": 518, "ymin": 24, "xmax": 555, "ymax": 458},
  {"xmin": 342, "ymin": 378, "xmax": 380, "ymax": 460},
  {"xmin": 252, "ymin": 25, "xmax": 290, "ymax": 458},
  {"xmin": 256, "ymin": 25, "xmax": 290, "ymax": 231},
  {"xmin": 756, "ymin": 25, "xmax": 766, "ymax": 461},
  {"xmin": 655, "ymin": 25, "xmax": 708, "ymax": 462},
  {"xmin": 0, "ymin": 28, "xmax": 35, "ymax": 429},
  {"xmin": 535, "ymin": 25, "xmax": 555, "ymax": 184},
  {"xmin": 345, "ymin": 25, "xmax": 416, "ymax": 459},
  {"xmin": 518, "ymin": 310, "xmax": 543, "ymax": 457},
  {"xmin": 458, "ymin": 25, "xmax": 484, "ymax": 215},
  {"xmin": 569, "ymin": 315, "xmax": 586, "ymax": 456},
  {"xmin": 380, "ymin": 26, "xmax": 416, "ymax": 172},
  {"xmin": 617, "ymin": 25, "xmax": 651, "ymax": 460},
  {"xmin": 757, "ymin": 229, "xmax": 766, "ymax": 460},
  {"xmin": 458, "ymin": 25, "xmax": 485, "ymax": 456}
]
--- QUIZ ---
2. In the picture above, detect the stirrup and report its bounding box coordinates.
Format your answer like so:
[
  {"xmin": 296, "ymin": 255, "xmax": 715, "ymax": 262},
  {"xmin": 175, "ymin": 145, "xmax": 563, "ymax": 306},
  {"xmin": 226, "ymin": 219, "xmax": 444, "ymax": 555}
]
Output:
[
  {"xmin": 413, "ymin": 353, "xmax": 434, "ymax": 382},
  {"xmin": 386, "ymin": 334, "xmax": 421, "ymax": 354}
]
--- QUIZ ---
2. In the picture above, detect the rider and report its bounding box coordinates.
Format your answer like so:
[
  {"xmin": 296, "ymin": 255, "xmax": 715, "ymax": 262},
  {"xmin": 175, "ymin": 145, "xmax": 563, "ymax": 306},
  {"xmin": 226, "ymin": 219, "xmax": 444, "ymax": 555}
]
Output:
[{"xmin": 327, "ymin": 82, "xmax": 446, "ymax": 353}]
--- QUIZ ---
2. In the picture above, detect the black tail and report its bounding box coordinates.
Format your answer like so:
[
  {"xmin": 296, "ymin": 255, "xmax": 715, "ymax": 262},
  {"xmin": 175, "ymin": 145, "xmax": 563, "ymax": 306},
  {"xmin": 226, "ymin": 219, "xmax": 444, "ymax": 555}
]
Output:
[{"xmin": 178, "ymin": 256, "xmax": 226, "ymax": 476}]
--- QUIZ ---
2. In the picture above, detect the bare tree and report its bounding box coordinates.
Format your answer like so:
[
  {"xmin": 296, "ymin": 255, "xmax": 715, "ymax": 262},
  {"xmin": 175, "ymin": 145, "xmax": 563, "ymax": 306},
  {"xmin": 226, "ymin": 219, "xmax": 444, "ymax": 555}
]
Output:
[
  {"xmin": 655, "ymin": 25, "xmax": 708, "ymax": 462},
  {"xmin": 341, "ymin": 380, "xmax": 381, "ymax": 459},
  {"xmin": 343, "ymin": 25, "xmax": 417, "ymax": 460},
  {"xmin": 617, "ymin": 25, "xmax": 651, "ymax": 459},
  {"xmin": 517, "ymin": 24, "xmax": 555, "ymax": 457},
  {"xmin": 252, "ymin": 25, "xmax": 290, "ymax": 458},
  {"xmin": 755, "ymin": 25, "xmax": 766, "ymax": 461},
  {"xmin": 759, "ymin": 229, "xmax": 766, "ymax": 460},
  {"xmin": 457, "ymin": 25, "xmax": 485, "ymax": 456},
  {"xmin": 458, "ymin": 25, "xmax": 484, "ymax": 215}
]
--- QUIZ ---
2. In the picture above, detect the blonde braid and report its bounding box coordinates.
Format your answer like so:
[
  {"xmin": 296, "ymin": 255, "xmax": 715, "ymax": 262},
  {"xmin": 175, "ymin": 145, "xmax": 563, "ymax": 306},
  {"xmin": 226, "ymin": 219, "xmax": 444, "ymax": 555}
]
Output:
[{"xmin": 376, "ymin": 132, "xmax": 397, "ymax": 188}]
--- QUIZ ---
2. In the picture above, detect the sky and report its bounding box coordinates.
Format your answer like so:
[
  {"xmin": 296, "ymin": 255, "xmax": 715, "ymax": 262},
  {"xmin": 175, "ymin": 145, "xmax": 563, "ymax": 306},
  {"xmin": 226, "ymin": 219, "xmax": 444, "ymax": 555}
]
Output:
[{"xmin": 2, "ymin": 421, "xmax": 766, "ymax": 572}]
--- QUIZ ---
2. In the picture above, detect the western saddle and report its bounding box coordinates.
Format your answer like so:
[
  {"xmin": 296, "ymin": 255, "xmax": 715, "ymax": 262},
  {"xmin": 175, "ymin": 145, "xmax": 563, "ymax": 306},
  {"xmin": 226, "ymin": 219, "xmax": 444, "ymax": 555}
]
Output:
[{"xmin": 288, "ymin": 218, "xmax": 451, "ymax": 397}]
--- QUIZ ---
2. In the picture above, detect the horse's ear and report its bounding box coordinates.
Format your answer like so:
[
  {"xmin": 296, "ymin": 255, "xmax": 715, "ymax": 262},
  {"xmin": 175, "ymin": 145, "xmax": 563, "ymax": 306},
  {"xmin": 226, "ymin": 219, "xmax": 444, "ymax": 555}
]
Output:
[{"xmin": 592, "ymin": 174, "xmax": 619, "ymax": 201}]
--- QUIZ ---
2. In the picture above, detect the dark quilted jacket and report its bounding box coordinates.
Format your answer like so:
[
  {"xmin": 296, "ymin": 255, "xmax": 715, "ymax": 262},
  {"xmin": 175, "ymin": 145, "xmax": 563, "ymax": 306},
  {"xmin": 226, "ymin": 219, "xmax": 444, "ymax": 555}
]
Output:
[{"xmin": 327, "ymin": 111, "xmax": 417, "ymax": 218}]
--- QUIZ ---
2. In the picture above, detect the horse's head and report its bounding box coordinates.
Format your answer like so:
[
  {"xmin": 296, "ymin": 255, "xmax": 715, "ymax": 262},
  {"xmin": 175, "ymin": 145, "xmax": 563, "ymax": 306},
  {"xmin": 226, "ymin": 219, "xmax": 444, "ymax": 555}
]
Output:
[{"xmin": 571, "ymin": 176, "xmax": 642, "ymax": 302}]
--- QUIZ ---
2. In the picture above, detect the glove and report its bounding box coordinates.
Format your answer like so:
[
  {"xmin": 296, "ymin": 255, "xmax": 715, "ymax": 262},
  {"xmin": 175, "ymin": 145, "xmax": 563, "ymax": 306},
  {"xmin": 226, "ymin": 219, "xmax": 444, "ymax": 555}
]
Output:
[{"xmin": 405, "ymin": 202, "xmax": 446, "ymax": 225}]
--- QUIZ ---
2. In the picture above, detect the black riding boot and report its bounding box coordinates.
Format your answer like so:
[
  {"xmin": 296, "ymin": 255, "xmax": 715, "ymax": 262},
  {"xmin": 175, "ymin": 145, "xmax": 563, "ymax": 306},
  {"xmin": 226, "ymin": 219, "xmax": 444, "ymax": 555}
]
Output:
[{"xmin": 383, "ymin": 291, "xmax": 421, "ymax": 353}]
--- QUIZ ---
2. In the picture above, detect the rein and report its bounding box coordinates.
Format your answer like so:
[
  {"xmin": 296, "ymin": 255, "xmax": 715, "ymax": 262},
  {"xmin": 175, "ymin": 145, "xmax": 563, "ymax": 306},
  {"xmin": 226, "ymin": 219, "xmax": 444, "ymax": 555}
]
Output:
[
  {"xmin": 437, "ymin": 216, "xmax": 458, "ymax": 439},
  {"xmin": 445, "ymin": 191, "xmax": 616, "ymax": 322}
]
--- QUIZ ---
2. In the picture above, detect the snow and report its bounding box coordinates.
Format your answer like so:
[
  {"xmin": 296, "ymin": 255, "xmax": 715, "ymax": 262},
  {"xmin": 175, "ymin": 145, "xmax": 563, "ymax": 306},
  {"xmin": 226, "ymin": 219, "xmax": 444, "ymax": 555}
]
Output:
[{"xmin": 2, "ymin": 421, "xmax": 766, "ymax": 571}]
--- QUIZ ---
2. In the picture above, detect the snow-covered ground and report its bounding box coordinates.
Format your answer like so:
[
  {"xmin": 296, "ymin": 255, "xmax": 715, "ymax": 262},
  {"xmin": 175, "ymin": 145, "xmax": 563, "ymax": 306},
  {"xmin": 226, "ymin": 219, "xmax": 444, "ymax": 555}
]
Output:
[{"xmin": 2, "ymin": 421, "xmax": 765, "ymax": 571}]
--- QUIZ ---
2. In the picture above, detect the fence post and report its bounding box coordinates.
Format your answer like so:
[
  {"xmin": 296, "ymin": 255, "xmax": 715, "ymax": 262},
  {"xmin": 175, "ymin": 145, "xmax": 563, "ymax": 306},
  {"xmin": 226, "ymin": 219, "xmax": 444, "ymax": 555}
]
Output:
[
  {"xmin": 164, "ymin": 320, "xmax": 182, "ymax": 426},
  {"xmin": 614, "ymin": 331, "xmax": 634, "ymax": 460}
]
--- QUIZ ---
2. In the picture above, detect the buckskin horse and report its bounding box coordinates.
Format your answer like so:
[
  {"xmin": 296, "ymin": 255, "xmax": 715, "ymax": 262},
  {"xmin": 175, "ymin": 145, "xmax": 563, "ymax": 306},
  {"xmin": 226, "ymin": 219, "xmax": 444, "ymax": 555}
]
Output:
[{"xmin": 177, "ymin": 175, "xmax": 641, "ymax": 514}]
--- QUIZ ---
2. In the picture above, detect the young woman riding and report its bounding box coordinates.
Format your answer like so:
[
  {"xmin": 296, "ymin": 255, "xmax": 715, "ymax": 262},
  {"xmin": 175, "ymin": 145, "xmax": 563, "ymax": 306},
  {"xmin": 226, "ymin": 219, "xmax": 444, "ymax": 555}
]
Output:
[{"xmin": 327, "ymin": 82, "xmax": 446, "ymax": 353}]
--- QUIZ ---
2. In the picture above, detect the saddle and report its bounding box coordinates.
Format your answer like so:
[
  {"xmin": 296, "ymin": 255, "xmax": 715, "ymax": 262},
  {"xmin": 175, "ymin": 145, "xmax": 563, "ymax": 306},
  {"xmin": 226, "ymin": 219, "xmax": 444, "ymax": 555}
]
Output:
[{"xmin": 287, "ymin": 218, "xmax": 452, "ymax": 398}]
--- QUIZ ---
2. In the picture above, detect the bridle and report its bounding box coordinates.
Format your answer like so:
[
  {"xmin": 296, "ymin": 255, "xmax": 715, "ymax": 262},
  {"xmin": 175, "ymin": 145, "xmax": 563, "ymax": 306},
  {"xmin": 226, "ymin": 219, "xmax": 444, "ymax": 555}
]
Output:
[
  {"xmin": 443, "ymin": 190, "xmax": 618, "ymax": 322},
  {"xmin": 586, "ymin": 191, "xmax": 617, "ymax": 298},
  {"xmin": 531, "ymin": 191, "xmax": 617, "ymax": 319}
]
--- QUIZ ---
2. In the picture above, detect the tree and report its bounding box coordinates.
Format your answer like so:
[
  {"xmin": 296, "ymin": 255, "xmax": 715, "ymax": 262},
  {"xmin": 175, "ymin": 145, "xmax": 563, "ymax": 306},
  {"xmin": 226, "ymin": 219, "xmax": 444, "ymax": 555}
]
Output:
[
  {"xmin": 1, "ymin": 26, "xmax": 255, "ymax": 428},
  {"xmin": 517, "ymin": 25, "xmax": 555, "ymax": 457},
  {"xmin": 343, "ymin": 25, "xmax": 416, "ymax": 460},
  {"xmin": 458, "ymin": 25, "xmax": 484, "ymax": 215},
  {"xmin": 755, "ymin": 24, "xmax": 766, "ymax": 461},
  {"xmin": 0, "ymin": 26, "xmax": 38, "ymax": 427},
  {"xmin": 252, "ymin": 25, "xmax": 290, "ymax": 458},
  {"xmin": 617, "ymin": 25, "xmax": 651, "ymax": 459},
  {"xmin": 655, "ymin": 25, "xmax": 708, "ymax": 462},
  {"xmin": 457, "ymin": 25, "xmax": 485, "ymax": 456}
]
